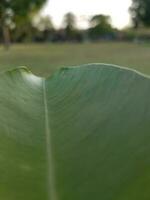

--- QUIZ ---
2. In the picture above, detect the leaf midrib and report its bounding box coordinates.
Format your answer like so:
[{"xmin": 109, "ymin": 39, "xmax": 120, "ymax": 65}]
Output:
[{"xmin": 43, "ymin": 79, "xmax": 58, "ymax": 200}]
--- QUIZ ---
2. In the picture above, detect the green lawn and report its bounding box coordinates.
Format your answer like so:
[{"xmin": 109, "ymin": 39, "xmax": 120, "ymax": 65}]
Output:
[{"xmin": 0, "ymin": 42, "xmax": 150, "ymax": 77}]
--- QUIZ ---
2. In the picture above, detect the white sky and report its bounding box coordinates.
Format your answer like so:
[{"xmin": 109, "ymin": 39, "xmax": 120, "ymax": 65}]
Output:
[{"xmin": 42, "ymin": 0, "xmax": 132, "ymax": 29}]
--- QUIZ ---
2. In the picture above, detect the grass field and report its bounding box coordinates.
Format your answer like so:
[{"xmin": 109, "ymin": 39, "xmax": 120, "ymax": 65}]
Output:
[{"xmin": 0, "ymin": 42, "xmax": 150, "ymax": 77}]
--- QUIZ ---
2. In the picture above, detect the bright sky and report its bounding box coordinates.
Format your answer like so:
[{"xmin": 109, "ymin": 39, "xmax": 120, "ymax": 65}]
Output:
[{"xmin": 42, "ymin": 0, "xmax": 132, "ymax": 29}]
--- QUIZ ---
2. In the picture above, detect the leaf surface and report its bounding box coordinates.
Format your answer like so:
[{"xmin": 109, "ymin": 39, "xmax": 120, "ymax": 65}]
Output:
[{"xmin": 0, "ymin": 64, "xmax": 150, "ymax": 200}]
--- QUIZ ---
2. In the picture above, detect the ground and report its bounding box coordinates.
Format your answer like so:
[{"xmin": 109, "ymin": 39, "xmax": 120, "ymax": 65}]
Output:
[{"xmin": 0, "ymin": 42, "xmax": 150, "ymax": 77}]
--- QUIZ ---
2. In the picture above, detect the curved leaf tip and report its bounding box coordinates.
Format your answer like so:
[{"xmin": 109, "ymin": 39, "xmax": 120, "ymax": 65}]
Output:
[
  {"xmin": 2, "ymin": 63, "xmax": 150, "ymax": 81},
  {"xmin": 6, "ymin": 66, "xmax": 31, "ymax": 74}
]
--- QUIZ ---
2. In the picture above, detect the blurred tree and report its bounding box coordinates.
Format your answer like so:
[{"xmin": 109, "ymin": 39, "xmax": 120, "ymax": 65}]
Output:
[
  {"xmin": 12, "ymin": 19, "xmax": 36, "ymax": 42},
  {"xmin": 63, "ymin": 12, "xmax": 77, "ymax": 40},
  {"xmin": 33, "ymin": 16, "xmax": 55, "ymax": 42},
  {"xmin": 130, "ymin": 0, "xmax": 150, "ymax": 28},
  {"xmin": 0, "ymin": 0, "xmax": 14, "ymax": 49},
  {"xmin": 63, "ymin": 12, "xmax": 76, "ymax": 29},
  {"xmin": 0, "ymin": 0, "xmax": 47, "ymax": 49},
  {"xmin": 89, "ymin": 14, "xmax": 114, "ymax": 40},
  {"xmin": 35, "ymin": 16, "xmax": 54, "ymax": 32}
]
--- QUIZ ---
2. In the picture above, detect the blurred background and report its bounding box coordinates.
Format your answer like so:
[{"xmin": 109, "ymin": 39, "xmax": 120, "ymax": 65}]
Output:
[{"xmin": 0, "ymin": 0, "xmax": 150, "ymax": 77}]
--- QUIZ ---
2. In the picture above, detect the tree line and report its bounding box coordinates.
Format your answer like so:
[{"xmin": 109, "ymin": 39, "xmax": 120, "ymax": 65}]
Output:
[
  {"xmin": 1, "ymin": 0, "xmax": 150, "ymax": 48},
  {"xmin": 0, "ymin": 11, "xmax": 118, "ymax": 44}
]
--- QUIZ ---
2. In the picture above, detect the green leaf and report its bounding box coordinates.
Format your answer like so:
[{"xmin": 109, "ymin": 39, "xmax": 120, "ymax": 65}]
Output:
[{"xmin": 0, "ymin": 64, "xmax": 150, "ymax": 200}]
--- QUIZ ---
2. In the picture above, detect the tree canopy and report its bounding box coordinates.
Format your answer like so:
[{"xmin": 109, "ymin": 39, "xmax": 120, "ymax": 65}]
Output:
[
  {"xmin": 63, "ymin": 12, "xmax": 76, "ymax": 31},
  {"xmin": 130, "ymin": 0, "xmax": 150, "ymax": 28},
  {"xmin": 0, "ymin": 0, "xmax": 47, "ymax": 48},
  {"xmin": 89, "ymin": 14, "xmax": 114, "ymax": 40},
  {"xmin": 0, "ymin": 0, "xmax": 46, "ymax": 17},
  {"xmin": 63, "ymin": 12, "xmax": 77, "ymax": 40}
]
